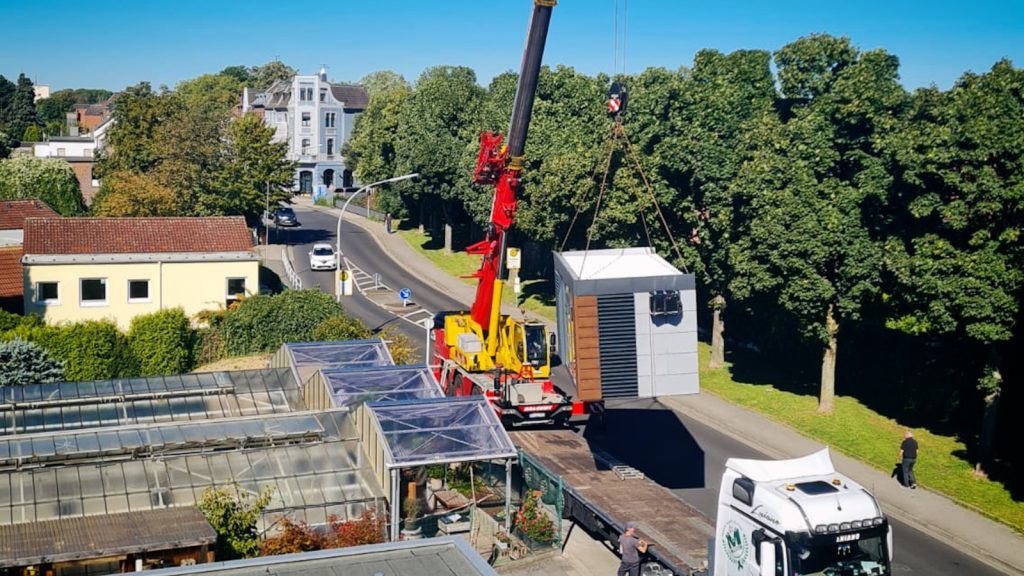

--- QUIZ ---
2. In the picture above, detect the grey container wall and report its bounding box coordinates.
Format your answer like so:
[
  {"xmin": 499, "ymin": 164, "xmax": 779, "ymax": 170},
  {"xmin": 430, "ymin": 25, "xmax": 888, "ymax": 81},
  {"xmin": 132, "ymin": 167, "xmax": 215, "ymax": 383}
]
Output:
[{"xmin": 553, "ymin": 248, "xmax": 700, "ymax": 400}]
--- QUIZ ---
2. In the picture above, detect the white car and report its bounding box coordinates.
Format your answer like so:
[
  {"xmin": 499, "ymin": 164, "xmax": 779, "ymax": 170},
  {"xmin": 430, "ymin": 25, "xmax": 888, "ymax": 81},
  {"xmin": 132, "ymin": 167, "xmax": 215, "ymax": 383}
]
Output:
[{"xmin": 309, "ymin": 243, "xmax": 338, "ymax": 271}]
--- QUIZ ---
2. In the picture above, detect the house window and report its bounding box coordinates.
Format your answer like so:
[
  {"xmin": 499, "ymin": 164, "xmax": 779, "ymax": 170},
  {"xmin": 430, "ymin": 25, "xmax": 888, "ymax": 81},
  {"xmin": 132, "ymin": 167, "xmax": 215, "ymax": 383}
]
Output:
[
  {"xmin": 300, "ymin": 86, "xmax": 313, "ymax": 101},
  {"xmin": 80, "ymin": 278, "xmax": 107, "ymax": 306},
  {"xmin": 320, "ymin": 90, "xmax": 326, "ymax": 102},
  {"xmin": 302, "ymin": 112, "xmax": 311, "ymax": 127},
  {"xmin": 226, "ymin": 278, "xmax": 246, "ymax": 306},
  {"xmin": 326, "ymin": 138, "xmax": 334, "ymax": 155},
  {"xmin": 301, "ymin": 138, "xmax": 310, "ymax": 154},
  {"xmin": 128, "ymin": 280, "xmax": 150, "ymax": 303},
  {"xmin": 325, "ymin": 112, "xmax": 335, "ymax": 128},
  {"xmin": 57, "ymin": 148, "xmax": 66, "ymax": 156},
  {"xmin": 36, "ymin": 282, "xmax": 59, "ymax": 304}
]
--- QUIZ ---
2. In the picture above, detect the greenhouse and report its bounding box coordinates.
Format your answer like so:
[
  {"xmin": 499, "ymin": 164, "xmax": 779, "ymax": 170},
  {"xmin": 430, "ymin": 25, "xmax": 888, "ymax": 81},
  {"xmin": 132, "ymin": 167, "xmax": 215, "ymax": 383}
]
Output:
[
  {"xmin": 0, "ymin": 409, "xmax": 383, "ymax": 530},
  {"xmin": 303, "ymin": 364, "xmax": 444, "ymax": 410},
  {"xmin": 271, "ymin": 339, "xmax": 394, "ymax": 387},
  {"xmin": 0, "ymin": 369, "xmax": 302, "ymax": 436},
  {"xmin": 360, "ymin": 396, "xmax": 518, "ymax": 540}
]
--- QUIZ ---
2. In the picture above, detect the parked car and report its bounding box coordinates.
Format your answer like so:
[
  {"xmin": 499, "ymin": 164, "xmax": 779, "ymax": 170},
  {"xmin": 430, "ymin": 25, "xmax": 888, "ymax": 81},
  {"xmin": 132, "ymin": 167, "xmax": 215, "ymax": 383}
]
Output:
[
  {"xmin": 309, "ymin": 243, "xmax": 338, "ymax": 271},
  {"xmin": 274, "ymin": 207, "xmax": 299, "ymax": 227}
]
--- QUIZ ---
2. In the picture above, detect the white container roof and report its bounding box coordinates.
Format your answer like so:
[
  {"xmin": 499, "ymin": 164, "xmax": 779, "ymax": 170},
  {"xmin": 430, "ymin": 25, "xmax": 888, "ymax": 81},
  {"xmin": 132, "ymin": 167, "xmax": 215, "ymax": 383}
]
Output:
[{"xmin": 557, "ymin": 247, "xmax": 683, "ymax": 281}]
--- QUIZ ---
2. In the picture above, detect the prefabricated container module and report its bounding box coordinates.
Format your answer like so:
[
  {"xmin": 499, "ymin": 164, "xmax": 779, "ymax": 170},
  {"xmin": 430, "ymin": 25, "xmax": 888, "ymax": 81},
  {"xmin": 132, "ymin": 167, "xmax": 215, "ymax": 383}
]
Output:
[{"xmin": 553, "ymin": 247, "xmax": 698, "ymax": 401}]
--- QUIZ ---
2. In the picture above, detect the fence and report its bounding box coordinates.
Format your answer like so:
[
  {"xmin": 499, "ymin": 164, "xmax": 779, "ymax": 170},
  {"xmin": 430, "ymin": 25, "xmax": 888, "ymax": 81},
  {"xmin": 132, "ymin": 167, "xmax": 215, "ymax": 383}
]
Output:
[
  {"xmin": 281, "ymin": 249, "xmax": 303, "ymax": 290},
  {"xmin": 517, "ymin": 447, "xmax": 564, "ymax": 550}
]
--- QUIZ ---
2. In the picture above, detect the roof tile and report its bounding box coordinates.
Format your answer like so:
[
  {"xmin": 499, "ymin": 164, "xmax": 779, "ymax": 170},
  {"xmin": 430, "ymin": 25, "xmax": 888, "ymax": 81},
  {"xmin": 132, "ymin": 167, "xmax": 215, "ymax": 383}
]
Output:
[
  {"xmin": 0, "ymin": 199, "xmax": 60, "ymax": 231},
  {"xmin": 0, "ymin": 246, "xmax": 22, "ymax": 300},
  {"xmin": 23, "ymin": 217, "xmax": 254, "ymax": 255}
]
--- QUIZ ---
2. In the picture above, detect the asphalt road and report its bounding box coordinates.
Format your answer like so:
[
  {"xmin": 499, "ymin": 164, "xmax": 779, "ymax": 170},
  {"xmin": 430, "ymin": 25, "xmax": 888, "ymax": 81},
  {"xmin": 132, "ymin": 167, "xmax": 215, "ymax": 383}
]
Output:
[{"xmin": 286, "ymin": 204, "xmax": 1007, "ymax": 576}]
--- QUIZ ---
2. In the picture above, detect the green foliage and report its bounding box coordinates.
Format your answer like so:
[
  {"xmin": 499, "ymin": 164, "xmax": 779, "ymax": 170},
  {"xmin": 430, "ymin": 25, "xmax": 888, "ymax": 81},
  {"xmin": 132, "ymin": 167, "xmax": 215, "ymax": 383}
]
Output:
[
  {"xmin": 358, "ymin": 70, "xmax": 409, "ymax": 99},
  {"xmin": 0, "ymin": 339, "xmax": 64, "ymax": 386},
  {"xmin": 0, "ymin": 156, "xmax": 86, "ymax": 215},
  {"xmin": 175, "ymin": 74, "xmax": 244, "ymax": 111},
  {"xmin": 6, "ymin": 320, "xmax": 133, "ymax": 381},
  {"xmin": 311, "ymin": 314, "xmax": 371, "ymax": 342},
  {"xmin": 2, "ymin": 74, "xmax": 39, "ymax": 142},
  {"xmin": 219, "ymin": 65, "xmax": 252, "ymax": 85},
  {"xmin": 196, "ymin": 484, "xmax": 274, "ymax": 560},
  {"xmin": 21, "ymin": 124, "xmax": 40, "ymax": 142},
  {"xmin": 128, "ymin": 308, "xmax": 194, "ymax": 376},
  {"xmin": 249, "ymin": 60, "xmax": 297, "ymax": 90},
  {"xmin": 514, "ymin": 490, "xmax": 556, "ymax": 543},
  {"xmin": 211, "ymin": 114, "xmax": 295, "ymax": 221},
  {"xmin": 224, "ymin": 290, "xmax": 346, "ymax": 355},
  {"xmin": 97, "ymin": 82, "xmax": 174, "ymax": 176}
]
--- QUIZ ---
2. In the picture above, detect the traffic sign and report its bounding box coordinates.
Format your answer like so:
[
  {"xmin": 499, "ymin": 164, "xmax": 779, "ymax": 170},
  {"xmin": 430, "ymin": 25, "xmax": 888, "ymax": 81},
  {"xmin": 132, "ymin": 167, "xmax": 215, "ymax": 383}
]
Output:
[{"xmin": 399, "ymin": 288, "xmax": 411, "ymax": 301}]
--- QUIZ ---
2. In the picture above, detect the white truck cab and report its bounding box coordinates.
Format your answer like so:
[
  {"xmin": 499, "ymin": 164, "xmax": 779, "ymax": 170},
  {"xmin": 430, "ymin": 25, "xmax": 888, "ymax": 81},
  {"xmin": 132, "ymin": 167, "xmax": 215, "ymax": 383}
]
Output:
[{"xmin": 713, "ymin": 448, "xmax": 892, "ymax": 576}]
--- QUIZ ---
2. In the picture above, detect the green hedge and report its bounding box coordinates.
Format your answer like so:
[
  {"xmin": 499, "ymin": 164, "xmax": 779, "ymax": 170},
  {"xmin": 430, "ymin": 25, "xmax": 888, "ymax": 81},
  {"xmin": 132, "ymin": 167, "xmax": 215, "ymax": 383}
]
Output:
[
  {"xmin": 4, "ymin": 320, "xmax": 134, "ymax": 381},
  {"xmin": 224, "ymin": 290, "xmax": 345, "ymax": 356},
  {"xmin": 128, "ymin": 308, "xmax": 194, "ymax": 376},
  {"xmin": 312, "ymin": 314, "xmax": 371, "ymax": 342}
]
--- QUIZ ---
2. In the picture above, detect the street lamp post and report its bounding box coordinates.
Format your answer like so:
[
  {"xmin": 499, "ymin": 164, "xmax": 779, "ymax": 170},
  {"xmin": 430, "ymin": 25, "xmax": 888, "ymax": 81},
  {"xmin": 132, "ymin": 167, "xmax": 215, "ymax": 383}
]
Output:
[{"xmin": 335, "ymin": 173, "xmax": 419, "ymax": 301}]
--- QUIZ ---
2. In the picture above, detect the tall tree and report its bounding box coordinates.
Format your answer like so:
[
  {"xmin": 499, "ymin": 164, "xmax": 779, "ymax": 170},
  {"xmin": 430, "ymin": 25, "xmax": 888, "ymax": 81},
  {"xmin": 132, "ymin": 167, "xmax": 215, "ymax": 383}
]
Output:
[
  {"xmin": 342, "ymin": 82, "xmax": 411, "ymax": 215},
  {"xmin": 664, "ymin": 50, "xmax": 776, "ymax": 369},
  {"xmin": 730, "ymin": 36, "xmax": 906, "ymax": 413},
  {"xmin": 211, "ymin": 114, "xmax": 295, "ymax": 221},
  {"xmin": 394, "ymin": 66, "xmax": 484, "ymax": 241},
  {"xmin": 358, "ymin": 70, "xmax": 409, "ymax": 99},
  {"xmin": 883, "ymin": 60, "xmax": 1024, "ymax": 469},
  {"xmin": 150, "ymin": 101, "xmax": 229, "ymax": 215},
  {"xmin": 91, "ymin": 170, "xmax": 179, "ymax": 216},
  {"xmin": 219, "ymin": 65, "xmax": 251, "ymax": 85},
  {"xmin": 97, "ymin": 82, "xmax": 175, "ymax": 177},
  {"xmin": 249, "ymin": 60, "xmax": 297, "ymax": 90},
  {"xmin": 0, "ymin": 156, "xmax": 86, "ymax": 215},
  {"xmin": 6, "ymin": 74, "xmax": 39, "ymax": 141},
  {"xmin": 0, "ymin": 75, "xmax": 16, "ymax": 132},
  {"xmin": 176, "ymin": 73, "xmax": 244, "ymax": 111}
]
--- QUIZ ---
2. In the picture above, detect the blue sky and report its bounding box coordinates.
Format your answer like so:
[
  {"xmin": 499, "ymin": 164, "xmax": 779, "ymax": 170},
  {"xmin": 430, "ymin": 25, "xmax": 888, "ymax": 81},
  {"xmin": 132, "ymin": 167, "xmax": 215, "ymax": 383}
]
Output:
[{"xmin": 2, "ymin": 0, "xmax": 1022, "ymax": 93}]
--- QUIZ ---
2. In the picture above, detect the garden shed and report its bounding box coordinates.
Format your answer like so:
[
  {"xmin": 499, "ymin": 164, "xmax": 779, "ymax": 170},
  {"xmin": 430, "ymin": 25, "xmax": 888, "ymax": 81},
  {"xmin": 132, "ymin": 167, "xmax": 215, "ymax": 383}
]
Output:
[{"xmin": 553, "ymin": 247, "xmax": 699, "ymax": 400}]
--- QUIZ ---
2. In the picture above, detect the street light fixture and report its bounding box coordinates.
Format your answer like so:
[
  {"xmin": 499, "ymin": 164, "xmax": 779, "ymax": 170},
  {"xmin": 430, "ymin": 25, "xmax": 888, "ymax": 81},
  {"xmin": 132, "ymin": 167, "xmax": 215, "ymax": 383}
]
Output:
[{"xmin": 335, "ymin": 173, "xmax": 419, "ymax": 301}]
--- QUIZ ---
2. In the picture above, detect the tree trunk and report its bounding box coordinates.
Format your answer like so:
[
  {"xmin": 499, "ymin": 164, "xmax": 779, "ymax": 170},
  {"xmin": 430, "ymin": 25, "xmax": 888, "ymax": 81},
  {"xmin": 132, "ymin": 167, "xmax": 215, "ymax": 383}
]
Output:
[
  {"xmin": 709, "ymin": 294, "xmax": 726, "ymax": 369},
  {"xmin": 440, "ymin": 202, "xmax": 454, "ymax": 255},
  {"xmin": 418, "ymin": 202, "xmax": 425, "ymax": 234},
  {"xmin": 817, "ymin": 304, "xmax": 839, "ymax": 414}
]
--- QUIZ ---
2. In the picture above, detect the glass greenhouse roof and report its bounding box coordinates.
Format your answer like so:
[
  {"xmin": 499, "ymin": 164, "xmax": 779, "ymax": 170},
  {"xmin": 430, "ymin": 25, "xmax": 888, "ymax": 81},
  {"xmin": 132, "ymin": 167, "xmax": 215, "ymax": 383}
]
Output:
[
  {"xmin": 0, "ymin": 369, "xmax": 301, "ymax": 436},
  {"xmin": 284, "ymin": 339, "xmax": 394, "ymax": 386},
  {"xmin": 0, "ymin": 410, "xmax": 383, "ymax": 528},
  {"xmin": 321, "ymin": 365, "xmax": 444, "ymax": 409},
  {"xmin": 367, "ymin": 397, "xmax": 517, "ymax": 468}
]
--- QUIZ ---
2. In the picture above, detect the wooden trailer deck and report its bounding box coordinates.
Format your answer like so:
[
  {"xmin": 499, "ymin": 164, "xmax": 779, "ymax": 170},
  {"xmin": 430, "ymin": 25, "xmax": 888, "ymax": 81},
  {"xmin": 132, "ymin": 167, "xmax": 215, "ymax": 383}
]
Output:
[{"xmin": 510, "ymin": 429, "xmax": 713, "ymax": 575}]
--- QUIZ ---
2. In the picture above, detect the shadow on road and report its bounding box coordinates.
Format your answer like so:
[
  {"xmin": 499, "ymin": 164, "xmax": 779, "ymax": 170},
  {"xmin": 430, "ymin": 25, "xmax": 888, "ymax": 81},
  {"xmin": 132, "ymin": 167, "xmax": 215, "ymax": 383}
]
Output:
[{"xmin": 583, "ymin": 398, "xmax": 705, "ymax": 490}]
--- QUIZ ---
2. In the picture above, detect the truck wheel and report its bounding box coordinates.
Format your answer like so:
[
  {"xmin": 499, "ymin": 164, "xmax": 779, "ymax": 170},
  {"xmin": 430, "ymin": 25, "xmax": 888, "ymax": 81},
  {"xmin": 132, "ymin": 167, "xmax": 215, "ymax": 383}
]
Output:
[{"xmin": 472, "ymin": 385, "xmax": 483, "ymax": 396}]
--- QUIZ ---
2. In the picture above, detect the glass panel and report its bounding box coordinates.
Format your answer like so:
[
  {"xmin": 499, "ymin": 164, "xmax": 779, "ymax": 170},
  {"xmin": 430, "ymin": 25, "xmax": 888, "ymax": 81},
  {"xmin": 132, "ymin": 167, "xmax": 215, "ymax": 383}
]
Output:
[
  {"xmin": 83, "ymin": 496, "xmax": 107, "ymax": 516},
  {"xmin": 123, "ymin": 461, "xmax": 149, "ymax": 492},
  {"xmin": 56, "ymin": 467, "xmax": 80, "ymax": 500},
  {"xmin": 12, "ymin": 473, "xmax": 34, "ymax": 504},
  {"xmin": 127, "ymin": 492, "xmax": 151, "ymax": 512},
  {"xmin": 78, "ymin": 467, "xmax": 104, "ymax": 498},
  {"xmin": 81, "ymin": 278, "xmax": 107, "ymax": 302},
  {"xmin": 101, "ymin": 465, "xmax": 126, "ymax": 494},
  {"xmin": 35, "ymin": 500, "xmax": 60, "ymax": 520},
  {"xmin": 186, "ymin": 456, "xmax": 212, "ymax": 482},
  {"xmin": 34, "ymin": 469, "xmax": 58, "ymax": 502},
  {"xmin": 0, "ymin": 476, "xmax": 9, "ymax": 506},
  {"xmin": 208, "ymin": 457, "xmax": 233, "ymax": 483},
  {"xmin": 105, "ymin": 493, "xmax": 129, "ymax": 514}
]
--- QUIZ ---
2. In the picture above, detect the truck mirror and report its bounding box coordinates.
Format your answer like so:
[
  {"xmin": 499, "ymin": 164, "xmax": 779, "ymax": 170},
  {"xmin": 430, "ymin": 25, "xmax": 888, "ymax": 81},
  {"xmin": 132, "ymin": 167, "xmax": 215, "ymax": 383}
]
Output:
[
  {"xmin": 759, "ymin": 541, "xmax": 776, "ymax": 576},
  {"xmin": 548, "ymin": 332, "xmax": 557, "ymax": 353}
]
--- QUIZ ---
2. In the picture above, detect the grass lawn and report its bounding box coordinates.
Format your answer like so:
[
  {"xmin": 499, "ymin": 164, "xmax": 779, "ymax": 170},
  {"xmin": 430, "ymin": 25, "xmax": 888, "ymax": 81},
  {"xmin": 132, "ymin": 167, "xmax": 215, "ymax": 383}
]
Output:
[
  {"xmin": 397, "ymin": 228, "xmax": 555, "ymax": 319},
  {"xmin": 700, "ymin": 346, "xmax": 1024, "ymax": 533},
  {"xmin": 395, "ymin": 228, "xmax": 1023, "ymax": 533}
]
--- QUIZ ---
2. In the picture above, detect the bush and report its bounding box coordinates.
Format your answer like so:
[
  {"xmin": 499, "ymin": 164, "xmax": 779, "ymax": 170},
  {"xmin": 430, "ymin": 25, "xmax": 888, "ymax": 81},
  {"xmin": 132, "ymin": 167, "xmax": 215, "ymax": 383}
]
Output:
[
  {"xmin": 0, "ymin": 311, "xmax": 42, "ymax": 335},
  {"xmin": 224, "ymin": 290, "xmax": 345, "ymax": 355},
  {"xmin": 128, "ymin": 308, "xmax": 194, "ymax": 376},
  {"xmin": 261, "ymin": 518, "xmax": 323, "ymax": 556},
  {"xmin": 311, "ymin": 313, "xmax": 371, "ymax": 342},
  {"xmin": 514, "ymin": 490, "xmax": 556, "ymax": 544},
  {"xmin": 380, "ymin": 326, "xmax": 419, "ymax": 364},
  {"xmin": 7, "ymin": 320, "xmax": 134, "ymax": 381},
  {"xmin": 0, "ymin": 339, "xmax": 64, "ymax": 386},
  {"xmin": 0, "ymin": 155, "xmax": 86, "ymax": 215},
  {"xmin": 197, "ymin": 484, "xmax": 274, "ymax": 560}
]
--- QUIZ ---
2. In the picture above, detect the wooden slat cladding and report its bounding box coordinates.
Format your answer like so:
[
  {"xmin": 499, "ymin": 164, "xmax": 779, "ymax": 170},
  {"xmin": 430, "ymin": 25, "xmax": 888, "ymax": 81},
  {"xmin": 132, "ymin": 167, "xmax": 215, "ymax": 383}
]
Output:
[{"xmin": 573, "ymin": 295, "xmax": 602, "ymax": 401}]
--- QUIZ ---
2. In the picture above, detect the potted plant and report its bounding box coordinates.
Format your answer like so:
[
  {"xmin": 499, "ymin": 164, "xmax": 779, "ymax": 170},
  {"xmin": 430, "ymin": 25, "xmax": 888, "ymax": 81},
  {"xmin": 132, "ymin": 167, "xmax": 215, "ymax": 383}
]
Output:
[
  {"xmin": 513, "ymin": 490, "xmax": 556, "ymax": 547},
  {"xmin": 425, "ymin": 464, "xmax": 446, "ymax": 491}
]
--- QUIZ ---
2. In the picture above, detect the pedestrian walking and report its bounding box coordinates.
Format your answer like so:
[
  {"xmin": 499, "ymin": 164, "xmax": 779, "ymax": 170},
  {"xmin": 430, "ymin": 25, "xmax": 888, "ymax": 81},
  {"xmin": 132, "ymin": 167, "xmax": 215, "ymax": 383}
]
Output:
[
  {"xmin": 617, "ymin": 521, "xmax": 647, "ymax": 576},
  {"xmin": 897, "ymin": 430, "xmax": 919, "ymax": 489},
  {"xmin": 385, "ymin": 212, "xmax": 393, "ymax": 234}
]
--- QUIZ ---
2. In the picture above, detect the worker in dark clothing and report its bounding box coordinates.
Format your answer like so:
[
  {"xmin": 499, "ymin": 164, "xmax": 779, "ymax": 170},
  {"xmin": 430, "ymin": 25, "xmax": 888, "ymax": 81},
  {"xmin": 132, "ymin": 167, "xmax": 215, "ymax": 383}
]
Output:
[
  {"xmin": 618, "ymin": 521, "xmax": 646, "ymax": 576},
  {"xmin": 898, "ymin": 430, "xmax": 919, "ymax": 489}
]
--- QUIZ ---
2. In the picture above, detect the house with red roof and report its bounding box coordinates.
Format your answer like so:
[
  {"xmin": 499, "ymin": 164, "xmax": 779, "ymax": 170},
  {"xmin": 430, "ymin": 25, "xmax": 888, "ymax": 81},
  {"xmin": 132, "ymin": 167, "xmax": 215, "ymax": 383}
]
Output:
[
  {"xmin": 0, "ymin": 199, "xmax": 61, "ymax": 313},
  {"xmin": 21, "ymin": 217, "xmax": 258, "ymax": 329}
]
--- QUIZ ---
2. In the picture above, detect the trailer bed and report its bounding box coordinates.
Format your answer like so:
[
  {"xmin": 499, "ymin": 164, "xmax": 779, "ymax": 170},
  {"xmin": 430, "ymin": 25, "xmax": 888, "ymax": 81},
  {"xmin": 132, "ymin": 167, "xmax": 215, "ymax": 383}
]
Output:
[{"xmin": 511, "ymin": 429, "xmax": 713, "ymax": 575}]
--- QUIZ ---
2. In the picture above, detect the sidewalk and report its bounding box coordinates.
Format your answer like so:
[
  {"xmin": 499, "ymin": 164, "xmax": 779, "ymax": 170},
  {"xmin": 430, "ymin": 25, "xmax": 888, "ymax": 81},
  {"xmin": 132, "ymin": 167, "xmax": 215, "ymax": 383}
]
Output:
[{"xmin": 295, "ymin": 196, "xmax": 1024, "ymax": 575}]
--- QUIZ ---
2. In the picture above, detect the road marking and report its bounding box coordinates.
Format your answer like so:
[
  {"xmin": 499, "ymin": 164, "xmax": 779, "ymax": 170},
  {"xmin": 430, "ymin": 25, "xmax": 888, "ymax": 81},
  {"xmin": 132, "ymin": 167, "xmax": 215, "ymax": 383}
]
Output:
[{"xmin": 342, "ymin": 257, "xmax": 434, "ymax": 329}]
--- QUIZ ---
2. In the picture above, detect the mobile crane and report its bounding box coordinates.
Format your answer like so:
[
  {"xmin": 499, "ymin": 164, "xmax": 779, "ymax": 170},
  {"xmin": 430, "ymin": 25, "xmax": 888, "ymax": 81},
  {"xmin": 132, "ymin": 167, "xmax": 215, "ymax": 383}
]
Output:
[{"xmin": 432, "ymin": 0, "xmax": 592, "ymax": 427}]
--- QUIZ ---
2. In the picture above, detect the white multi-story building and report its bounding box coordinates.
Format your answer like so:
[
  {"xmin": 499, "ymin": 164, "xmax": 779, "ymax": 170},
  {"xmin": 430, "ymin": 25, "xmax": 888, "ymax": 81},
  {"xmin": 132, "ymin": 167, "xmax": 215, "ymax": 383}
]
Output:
[{"xmin": 241, "ymin": 67, "xmax": 368, "ymax": 193}]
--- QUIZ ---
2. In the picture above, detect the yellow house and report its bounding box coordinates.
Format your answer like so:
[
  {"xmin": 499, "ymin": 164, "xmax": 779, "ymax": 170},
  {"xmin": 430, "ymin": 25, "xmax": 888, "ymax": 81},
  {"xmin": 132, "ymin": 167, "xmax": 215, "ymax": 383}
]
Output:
[{"xmin": 22, "ymin": 216, "xmax": 259, "ymax": 329}]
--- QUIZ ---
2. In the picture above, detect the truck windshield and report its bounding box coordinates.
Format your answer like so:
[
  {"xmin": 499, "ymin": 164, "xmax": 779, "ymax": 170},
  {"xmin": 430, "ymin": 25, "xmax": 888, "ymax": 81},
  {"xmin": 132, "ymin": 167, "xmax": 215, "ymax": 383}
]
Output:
[
  {"xmin": 789, "ymin": 532, "xmax": 889, "ymax": 576},
  {"xmin": 524, "ymin": 325, "xmax": 547, "ymax": 365}
]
